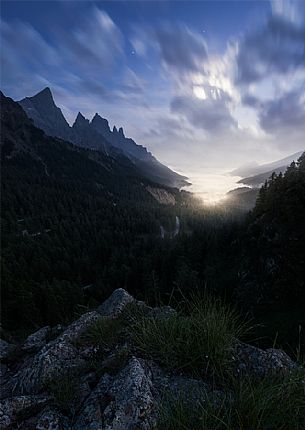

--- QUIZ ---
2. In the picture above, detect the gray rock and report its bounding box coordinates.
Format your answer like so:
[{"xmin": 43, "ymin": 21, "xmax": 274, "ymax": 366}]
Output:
[
  {"xmin": 73, "ymin": 357, "xmax": 156, "ymax": 430},
  {"xmin": 0, "ymin": 395, "xmax": 50, "ymax": 429},
  {"xmin": 8, "ymin": 292, "xmax": 134, "ymax": 396},
  {"xmin": 36, "ymin": 407, "xmax": 70, "ymax": 430},
  {"xmin": 0, "ymin": 340, "xmax": 15, "ymax": 361},
  {"xmin": 98, "ymin": 288, "xmax": 134, "ymax": 317},
  {"xmin": 233, "ymin": 341, "xmax": 297, "ymax": 377},
  {"xmin": 144, "ymin": 359, "xmax": 223, "ymax": 409},
  {"xmin": 14, "ymin": 341, "xmax": 82, "ymax": 393},
  {"xmin": 58, "ymin": 311, "xmax": 101, "ymax": 343},
  {"xmin": 12, "ymin": 311, "xmax": 101, "ymax": 394},
  {"xmin": 148, "ymin": 306, "xmax": 176, "ymax": 319},
  {"xmin": 0, "ymin": 363, "xmax": 7, "ymax": 378},
  {"xmin": 22, "ymin": 326, "xmax": 51, "ymax": 353},
  {"xmin": 265, "ymin": 348, "xmax": 298, "ymax": 372}
]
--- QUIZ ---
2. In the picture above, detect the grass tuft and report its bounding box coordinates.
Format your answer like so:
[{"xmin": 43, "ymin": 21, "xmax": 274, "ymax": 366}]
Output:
[
  {"xmin": 158, "ymin": 370, "xmax": 305, "ymax": 430},
  {"xmin": 77, "ymin": 316, "xmax": 124, "ymax": 349},
  {"xmin": 131, "ymin": 294, "xmax": 248, "ymax": 377},
  {"xmin": 45, "ymin": 371, "xmax": 78, "ymax": 411}
]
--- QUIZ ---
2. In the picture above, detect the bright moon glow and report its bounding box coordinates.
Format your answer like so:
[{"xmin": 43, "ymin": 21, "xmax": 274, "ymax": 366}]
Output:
[{"xmin": 193, "ymin": 85, "xmax": 207, "ymax": 99}]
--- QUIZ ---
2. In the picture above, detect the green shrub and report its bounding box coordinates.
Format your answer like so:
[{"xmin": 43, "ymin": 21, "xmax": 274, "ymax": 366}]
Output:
[{"xmin": 131, "ymin": 295, "xmax": 247, "ymax": 377}]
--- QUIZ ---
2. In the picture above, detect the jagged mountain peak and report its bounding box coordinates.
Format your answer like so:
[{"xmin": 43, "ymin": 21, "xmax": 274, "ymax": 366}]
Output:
[
  {"xmin": 92, "ymin": 112, "xmax": 105, "ymax": 121},
  {"xmin": 24, "ymin": 87, "xmax": 55, "ymax": 108},
  {"xmin": 35, "ymin": 86, "xmax": 53, "ymax": 99},
  {"xmin": 18, "ymin": 87, "xmax": 71, "ymax": 141},
  {"xmin": 73, "ymin": 112, "xmax": 89, "ymax": 128},
  {"xmin": 118, "ymin": 126, "xmax": 124, "ymax": 136},
  {"xmin": 91, "ymin": 113, "xmax": 110, "ymax": 129}
]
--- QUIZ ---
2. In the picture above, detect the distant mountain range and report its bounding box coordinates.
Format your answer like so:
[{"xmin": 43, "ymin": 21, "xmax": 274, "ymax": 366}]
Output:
[
  {"xmin": 226, "ymin": 151, "xmax": 304, "ymax": 210},
  {"xmin": 18, "ymin": 88, "xmax": 188, "ymax": 188},
  {"xmin": 230, "ymin": 152, "xmax": 303, "ymax": 184}
]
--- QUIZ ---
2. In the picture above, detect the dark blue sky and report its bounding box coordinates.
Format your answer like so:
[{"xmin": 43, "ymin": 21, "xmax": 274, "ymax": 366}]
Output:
[
  {"xmin": 2, "ymin": 1, "xmax": 269, "ymax": 42},
  {"xmin": 1, "ymin": 1, "xmax": 304, "ymax": 200}
]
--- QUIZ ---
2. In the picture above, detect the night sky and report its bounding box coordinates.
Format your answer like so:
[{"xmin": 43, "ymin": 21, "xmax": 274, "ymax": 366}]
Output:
[{"xmin": 1, "ymin": 1, "xmax": 305, "ymax": 200}]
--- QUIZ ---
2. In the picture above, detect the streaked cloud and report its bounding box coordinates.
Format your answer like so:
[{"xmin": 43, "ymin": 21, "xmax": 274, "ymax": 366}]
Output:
[
  {"xmin": 1, "ymin": 0, "xmax": 304, "ymax": 194},
  {"xmin": 154, "ymin": 23, "xmax": 208, "ymax": 74}
]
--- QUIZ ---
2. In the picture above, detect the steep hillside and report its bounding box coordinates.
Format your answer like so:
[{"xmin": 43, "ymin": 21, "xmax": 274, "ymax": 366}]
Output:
[
  {"xmin": 224, "ymin": 187, "xmax": 259, "ymax": 211},
  {"xmin": 238, "ymin": 153, "xmax": 305, "ymax": 308},
  {"xmin": 19, "ymin": 88, "xmax": 189, "ymax": 188},
  {"xmin": 1, "ymin": 91, "xmax": 187, "ymax": 332}
]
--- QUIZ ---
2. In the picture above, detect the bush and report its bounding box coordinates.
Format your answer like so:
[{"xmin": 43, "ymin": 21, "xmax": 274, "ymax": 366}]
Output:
[{"xmin": 131, "ymin": 295, "xmax": 248, "ymax": 377}]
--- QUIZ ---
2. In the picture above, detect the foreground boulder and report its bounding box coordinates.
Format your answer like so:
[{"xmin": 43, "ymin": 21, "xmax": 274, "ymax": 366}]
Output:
[
  {"xmin": 2, "ymin": 290, "xmax": 135, "ymax": 398},
  {"xmin": 0, "ymin": 288, "xmax": 302, "ymax": 429},
  {"xmin": 74, "ymin": 357, "xmax": 156, "ymax": 430}
]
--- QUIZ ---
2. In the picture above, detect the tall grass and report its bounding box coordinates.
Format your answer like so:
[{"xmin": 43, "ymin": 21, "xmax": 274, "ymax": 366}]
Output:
[
  {"xmin": 77, "ymin": 316, "xmax": 124, "ymax": 349},
  {"xmin": 158, "ymin": 371, "xmax": 305, "ymax": 430},
  {"xmin": 131, "ymin": 294, "xmax": 248, "ymax": 377}
]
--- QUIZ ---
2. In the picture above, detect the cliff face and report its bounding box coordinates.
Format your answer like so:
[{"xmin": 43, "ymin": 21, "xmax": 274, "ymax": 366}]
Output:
[{"xmin": 1, "ymin": 289, "xmax": 302, "ymax": 429}]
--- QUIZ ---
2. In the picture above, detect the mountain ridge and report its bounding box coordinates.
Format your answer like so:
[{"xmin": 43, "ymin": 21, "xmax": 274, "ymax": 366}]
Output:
[
  {"xmin": 19, "ymin": 88, "xmax": 189, "ymax": 188},
  {"xmin": 230, "ymin": 151, "xmax": 304, "ymax": 179}
]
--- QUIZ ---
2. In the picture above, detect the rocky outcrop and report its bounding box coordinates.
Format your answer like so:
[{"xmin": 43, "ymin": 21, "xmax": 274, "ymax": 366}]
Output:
[
  {"xmin": 11, "ymin": 311, "xmax": 101, "ymax": 394},
  {"xmin": 21, "ymin": 325, "xmax": 64, "ymax": 354},
  {"xmin": 98, "ymin": 288, "xmax": 134, "ymax": 317},
  {"xmin": 0, "ymin": 289, "xmax": 302, "ymax": 429},
  {"xmin": 74, "ymin": 357, "xmax": 156, "ymax": 430}
]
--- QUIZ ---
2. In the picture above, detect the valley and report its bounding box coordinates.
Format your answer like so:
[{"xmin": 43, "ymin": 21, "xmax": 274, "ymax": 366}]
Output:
[{"xmin": 1, "ymin": 0, "xmax": 305, "ymax": 426}]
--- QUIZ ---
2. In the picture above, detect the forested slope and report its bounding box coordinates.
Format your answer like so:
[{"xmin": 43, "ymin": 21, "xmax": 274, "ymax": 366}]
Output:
[{"xmin": 1, "ymin": 92, "xmax": 191, "ymax": 333}]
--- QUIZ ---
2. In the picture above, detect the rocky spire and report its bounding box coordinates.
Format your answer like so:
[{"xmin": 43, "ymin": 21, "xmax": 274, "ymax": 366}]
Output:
[
  {"xmin": 73, "ymin": 112, "xmax": 89, "ymax": 128},
  {"xmin": 34, "ymin": 87, "xmax": 53, "ymax": 101},
  {"xmin": 18, "ymin": 87, "xmax": 72, "ymax": 141},
  {"xmin": 91, "ymin": 113, "xmax": 111, "ymax": 134}
]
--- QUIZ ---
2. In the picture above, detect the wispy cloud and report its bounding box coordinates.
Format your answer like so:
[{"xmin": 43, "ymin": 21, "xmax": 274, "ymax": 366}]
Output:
[{"xmin": 1, "ymin": 0, "xmax": 304, "ymax": 182}]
